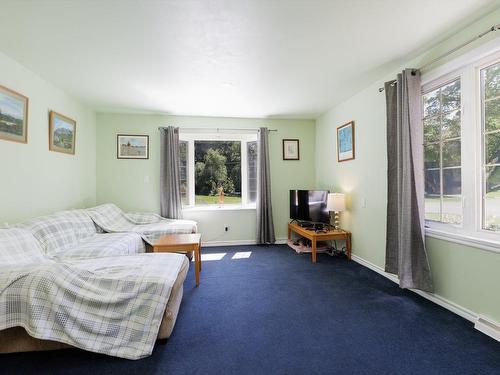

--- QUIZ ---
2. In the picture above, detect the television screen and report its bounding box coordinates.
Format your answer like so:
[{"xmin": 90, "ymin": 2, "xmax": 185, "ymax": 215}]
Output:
[{"xmin": 290, "ymin": 190, "xmax": 329, "ymax": 223}]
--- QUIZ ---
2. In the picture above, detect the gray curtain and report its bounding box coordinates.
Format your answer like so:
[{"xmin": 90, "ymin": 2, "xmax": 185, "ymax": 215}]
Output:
[
  {"xmin": 160, "ymin": 126, "xmax": 182, "ymax": 219},
  {"xmin": 385, "ymin": 69, "xmax": 433, "ymax": 292},
  {"xmin": 256, "ymin": 127, "xmax": 275, "ymax": 244}
]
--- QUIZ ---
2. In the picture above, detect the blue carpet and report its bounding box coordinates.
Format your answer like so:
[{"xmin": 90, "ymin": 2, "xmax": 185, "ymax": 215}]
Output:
[{"xmin": 1, "ymin": 245, "xmax": 499, "ymax": 374}]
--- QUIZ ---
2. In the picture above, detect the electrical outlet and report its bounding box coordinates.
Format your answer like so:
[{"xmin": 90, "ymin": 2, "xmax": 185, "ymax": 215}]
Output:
[{"xmin": 224, "ymin": 224, "xmax": 229, "ymax": 232}]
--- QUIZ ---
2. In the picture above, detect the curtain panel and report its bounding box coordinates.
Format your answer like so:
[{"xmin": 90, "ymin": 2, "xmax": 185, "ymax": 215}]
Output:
[
  {"xmin": 385, "ymin": 69, "xmax": 433, "ymax": 292},
  {"xmin": 256, "ymin": 127, "xmax": 276, "ymax": 244},
  {"xmin": 159, "ymin": 126, "xmax": 183, "ymax": 219}
]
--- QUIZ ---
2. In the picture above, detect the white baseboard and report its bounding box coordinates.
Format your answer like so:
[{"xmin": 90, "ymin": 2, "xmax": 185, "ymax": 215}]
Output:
[
  {"xmin": 475, "ymin": 315, "xmax": 500, "ymax": 342},
  {"xmin": 202, "ymin": 238, "xmax": 287, "ymax": 247},
  {"xmin": 351, "ymin": 254, "xmax": 500, "ymax": 342}
]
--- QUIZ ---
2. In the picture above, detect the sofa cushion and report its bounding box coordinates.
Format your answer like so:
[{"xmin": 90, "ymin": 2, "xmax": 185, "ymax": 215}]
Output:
[
  {"xmin": 18, "ymin": 210, "xmax": 97, "ymax": 256},
  {"xmin": 0, "ymin": 228, "xmax": 48, "ymax": 266},
  {"xmin": 53, "ymin": 232, "xmax": 146, "ymax": 260}
]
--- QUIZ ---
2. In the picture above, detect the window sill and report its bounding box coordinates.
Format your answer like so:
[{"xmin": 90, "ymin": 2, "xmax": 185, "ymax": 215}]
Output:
[
  {"xmin": 182, "ymin": 205, "xmax": 256, "ymax": 212},
  {"xmin": 425, "ymin": 227, "xmax": 500, "ymax": 254}
]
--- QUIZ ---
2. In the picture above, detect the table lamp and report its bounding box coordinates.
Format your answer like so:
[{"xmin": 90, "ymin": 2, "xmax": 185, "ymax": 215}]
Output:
[{"xmin": 326, "ymin": 193, "xmax": 345, "ymax": 230}]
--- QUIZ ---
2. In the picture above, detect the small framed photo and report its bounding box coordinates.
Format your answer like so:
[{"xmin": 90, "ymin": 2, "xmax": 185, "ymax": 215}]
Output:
[
  {"xmin": 282, "ymin": 139, "xmax": 300, "ymax": 160},
  {"xmin": 337, "ymin": 121, "xmax": 355, "ymax": 162},
  {"xmin": 0, "ymin": 85, "xmax": 29, "ymax": 144},
  {"xmin": 49, "ymin": 111, "xmax": 76, "ymax": 155},
  {"xmin": 117, "ymin": 134, "xmax": 149, "ymax": 159}
]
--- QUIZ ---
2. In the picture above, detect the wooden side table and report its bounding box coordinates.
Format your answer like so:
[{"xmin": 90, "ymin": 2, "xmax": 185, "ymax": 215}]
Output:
[
  {"xmin": 152, "ymin": 233, "xmax": 202, "ymax": 286},
  {"xmin": 288, "ymin": 222, "xmax": 351, "ymax": 263}
]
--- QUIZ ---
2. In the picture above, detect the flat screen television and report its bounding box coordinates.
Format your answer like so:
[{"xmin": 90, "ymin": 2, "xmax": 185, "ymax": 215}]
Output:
[{"xmin": 290, "ymin": 190, "xmax": 329, "ymax": 224}]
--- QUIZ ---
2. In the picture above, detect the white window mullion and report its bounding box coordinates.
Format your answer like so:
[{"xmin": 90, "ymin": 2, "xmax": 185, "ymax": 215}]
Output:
[
  {"xmin": 461, "ymin": 66, "xmax": 477, "ymax": 233},
  {"xmin": 188, "ymin": 139, "xmax": 195, "ymax": 206},
  {"xmin": 241, "ymin": 141, "xmax": 248, "ymax": 206}
]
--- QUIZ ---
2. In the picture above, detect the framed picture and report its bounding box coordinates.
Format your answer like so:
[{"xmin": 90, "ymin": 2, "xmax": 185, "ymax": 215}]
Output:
[
  {"xmin": 282, "ymin": 139, "xmax": 300, "ymax": 160},
  {"xmin": 0, "ymin": 85, "xmax": 29, "ymax": 144},
  {"xmin": 49, "ymin": 111, "xmax": 76, "ymax": 155},
  {"xmin": 117, "ymin": 134, "xmax": 149, "ymax": 159},
  {"xmin": 337, "ymin": 121, "xmax": 355, "ymax": 162}
]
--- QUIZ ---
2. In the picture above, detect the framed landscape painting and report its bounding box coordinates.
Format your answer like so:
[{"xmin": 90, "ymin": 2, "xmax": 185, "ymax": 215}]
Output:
[
  {"xmin": 282, "ymin": 139, "xmax": 300, "ymax": 160},
  {"xmin": 337, "ymin": 121, "xmax": 355, "ymax": 162},
  {"xmin": 0, "ymin": 85, "xmax": 29, "ymax": 143},
  {"xmin": 49, "ymin": 111, "xmax": 76, "ymax": 155},
  {"xmin": 117, "ymin": 134, "xmax": 149, "ymax": 159}
]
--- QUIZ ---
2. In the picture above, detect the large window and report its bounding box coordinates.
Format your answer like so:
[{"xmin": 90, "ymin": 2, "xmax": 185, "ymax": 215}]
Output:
[
  {"xmin": 422, "ymin": 48, "xmax": 500, "ymax": 244},
  {"xmin": 179, "ymin": 133, "xmax": 257, "ymax": 208},
  {"xmin": 482, "ymin": 62, "xmax": 500, "ymax": 231},
  {"xmin": 423, "ymin": 79, "xmax": 462, "ymax": 224}
]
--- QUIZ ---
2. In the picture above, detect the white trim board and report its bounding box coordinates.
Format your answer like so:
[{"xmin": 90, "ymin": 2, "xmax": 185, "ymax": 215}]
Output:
[
  {"xmin": 202, "ymin": 238, "xmax": 287, "ymax": 247},
  {"xmin": 350, "ymin": 254, "xmax": 500, "ymax": 342}
]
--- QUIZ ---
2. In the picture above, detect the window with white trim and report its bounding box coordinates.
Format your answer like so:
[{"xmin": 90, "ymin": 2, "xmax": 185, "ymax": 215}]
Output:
[
  {"xmin": 423, "ymin": 79, "xmax": 462, "ymax": 225},
  {"xmin": 422, "ymin": 48, "xmax": 500, "ymax": 242},
  {"xmin": 482, "ymin": 61, "xmax": 500, "ymax": 231},
  {"xmin": 179, "ymin": 133, "xmax": 257, "ymax": 209}
]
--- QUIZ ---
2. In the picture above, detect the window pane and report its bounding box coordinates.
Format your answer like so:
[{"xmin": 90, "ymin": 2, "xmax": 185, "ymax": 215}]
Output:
[
  {"xmin": 441, "ymin": 79, "xmax": 461, "ymax": 113},
  {"xmin": 443, "ymin": 168, "xmax": 461, "ymax": 195},
  {"xmin": 425, "ymin": 169, "xmax": 440, "ymax": 195},
  {"xmin": 442, "ymin": 168, "xmax": 462, "ymax": 225},
  {"xmin": 194, "ymin": 141, "xmax": 241, "ymax": 205},
  {"xmin": 485, "ymin": 132, "xmax": 500, "ymax": 165},
  {"xmin": 442, "ymin": 140, "xmax": 460, "ymax": 168},
  {"xmin": 423, "ymin": 89, "xmax": 440, "ymax": 118},
  {"xmin": 424, "ymin": 144, "xmax": 440, "ymax": 169},
  {"xmin": 483, "ymin": 62, "xmax": 500, "ymax": 100},
  {"xmin": 179, "ymin": 141, "xmax": 188, "ymax": 205},
  {"xmin": 442, "ymin": 196, "xmax": 462, "ymax": 225},
  {"xmin": 485, "ymin": 165, "xmax": 500, "ymax": 230},
  {"xmin": 485, "ymin": 98, "xmax": 500, "ymax": 133},
  {"xmin": 247, "ymin": 141, "xmax": 257, "ymax": 203},
  {"xmin": 442, "ymin": 110, "xmax": 461, "ymax": 139},
  {"xmin": 424, "ymin": 117, "xmax": 440, "ymax": 143}
]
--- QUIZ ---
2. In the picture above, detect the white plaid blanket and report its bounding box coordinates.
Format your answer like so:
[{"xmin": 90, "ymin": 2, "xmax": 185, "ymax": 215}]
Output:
[
  {"xmin": 17, "ymin": 210, "xmax": 145, "ymax": 259},
  {"xmin": 87, "ymin": 204, "xmax": 197, "ymax": 245},
  {"xmin": 0, "ymin": 229, "xmax": 186, "ymax": 359}
]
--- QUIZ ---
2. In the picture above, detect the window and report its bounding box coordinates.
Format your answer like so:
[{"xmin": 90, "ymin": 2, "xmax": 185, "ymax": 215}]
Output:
[
  {"xmin": 423, "ymin": 79, "xmax": 462, "ymax": 225},
  {"xmin": 422, "ymin": 47, "xmax": 500, "ymax": 246},
  {"xmin": 179, "ymin": 133, "xmax": 257, "ymax": 208},
  {"xmin": 481, "ymin": 61, "xmax": 500, "ymax": 231}
]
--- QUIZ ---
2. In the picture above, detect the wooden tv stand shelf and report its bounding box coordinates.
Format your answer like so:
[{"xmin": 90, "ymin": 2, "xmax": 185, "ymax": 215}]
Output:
[{"xmin": 288, "ymin": 222, "xmax": 351, "ymax": 263}]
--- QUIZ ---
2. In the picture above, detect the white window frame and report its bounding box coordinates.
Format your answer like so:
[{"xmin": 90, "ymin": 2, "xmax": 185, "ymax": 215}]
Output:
[
  {"xmin": 179, "ymin": 132, "xmax": 257, "ymax": 211},
  {"xmin": 421, "ymin": 38, "xmax": 500, "ymax": 253}
]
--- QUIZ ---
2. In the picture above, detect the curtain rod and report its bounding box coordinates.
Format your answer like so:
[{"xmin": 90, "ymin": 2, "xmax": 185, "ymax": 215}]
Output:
[
  {"xmin": 378, "ymin": 24, "xmax": 500, "ymax": 92},
  {"xmin": 157, "ymin": 127, "xmax": 278, "ymax": 132}
]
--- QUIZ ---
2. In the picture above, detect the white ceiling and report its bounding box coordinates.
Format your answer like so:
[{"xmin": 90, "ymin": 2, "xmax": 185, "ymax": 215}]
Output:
[{"xmin": 0, "ymin": 0, "xmax": 498, "ymax": 119}]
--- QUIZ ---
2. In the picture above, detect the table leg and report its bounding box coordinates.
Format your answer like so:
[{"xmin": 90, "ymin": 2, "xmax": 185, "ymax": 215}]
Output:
[
  {"xmin": 198, "ymin": 241, "xmax": 202, "ymax": 272},
  {"xmin": 347, "ymin": 234, "xmax": 352, "ymax": 260},
  {"xmin": 288, "ymin": 225, "xmax": 291, "ymax": 241},
  {"xmin": 194, "ymin": 245, "xmax": 200, "ymax": 287},
  {"xmin": 312, "ymin": 237, "xmax": 317, "ymax": 263}
]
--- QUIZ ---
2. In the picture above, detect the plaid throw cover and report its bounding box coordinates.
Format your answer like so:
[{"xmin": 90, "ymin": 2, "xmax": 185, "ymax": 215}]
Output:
[
  {"xmin": 17, "ymin": 210, "xmax": 145, "ymax": 259},
  {"xmin": 0, "ymin": 228, "xmax": 185, "ymax": 360},
  {"xmin": 87, "ymin": 204, "xmax": 197, "ymax": 245}
]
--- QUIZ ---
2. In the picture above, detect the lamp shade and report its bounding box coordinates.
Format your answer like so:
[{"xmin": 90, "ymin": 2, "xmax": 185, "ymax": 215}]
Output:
[{"xmin": 326, "ymin": 193, "xmax": 345, "ymax": 212}]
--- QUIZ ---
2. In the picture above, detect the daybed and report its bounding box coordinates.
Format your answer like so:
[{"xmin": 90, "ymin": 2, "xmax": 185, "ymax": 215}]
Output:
[{"xmin": 0, "ymin": 205, "xmax": 198, "ymax": 359}]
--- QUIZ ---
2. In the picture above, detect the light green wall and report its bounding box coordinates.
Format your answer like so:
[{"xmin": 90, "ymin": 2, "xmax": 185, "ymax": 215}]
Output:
[
  {"xmin": 96, "ymin": 114, "xmax": 316, "ymax": 242},
  {"xmin": 0, "ymin": 51, "xmax": 96, "ymax": 225},
  {"xmin": 316, "ymin": 10, "xmax": 500, "ymax": 322}
]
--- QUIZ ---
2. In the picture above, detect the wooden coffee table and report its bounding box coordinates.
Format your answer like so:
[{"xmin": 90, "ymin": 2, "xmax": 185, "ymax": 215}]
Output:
[{"xmin": 152, "ymin": 233, "xmax": 202, "ymax": 286}]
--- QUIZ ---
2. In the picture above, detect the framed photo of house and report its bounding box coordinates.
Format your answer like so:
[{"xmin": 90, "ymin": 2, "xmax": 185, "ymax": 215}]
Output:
[
  {"xmin": 282, "ymin": 139, "xmax": 300, "ymax": 160},
  {"xmin": 337, "ymin": 121, "xmax": 355, "ymax": 162},
  {"xmin": 117, "ymin": 134, "xmax": 149, "ymax": 159},
  {"xmin": 0, "ymin": 85, "xmax": 29, "ymax": 144},
  {"xmin": 49, "ymin": 111, "xmax": 76, "ymax": 155}
]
